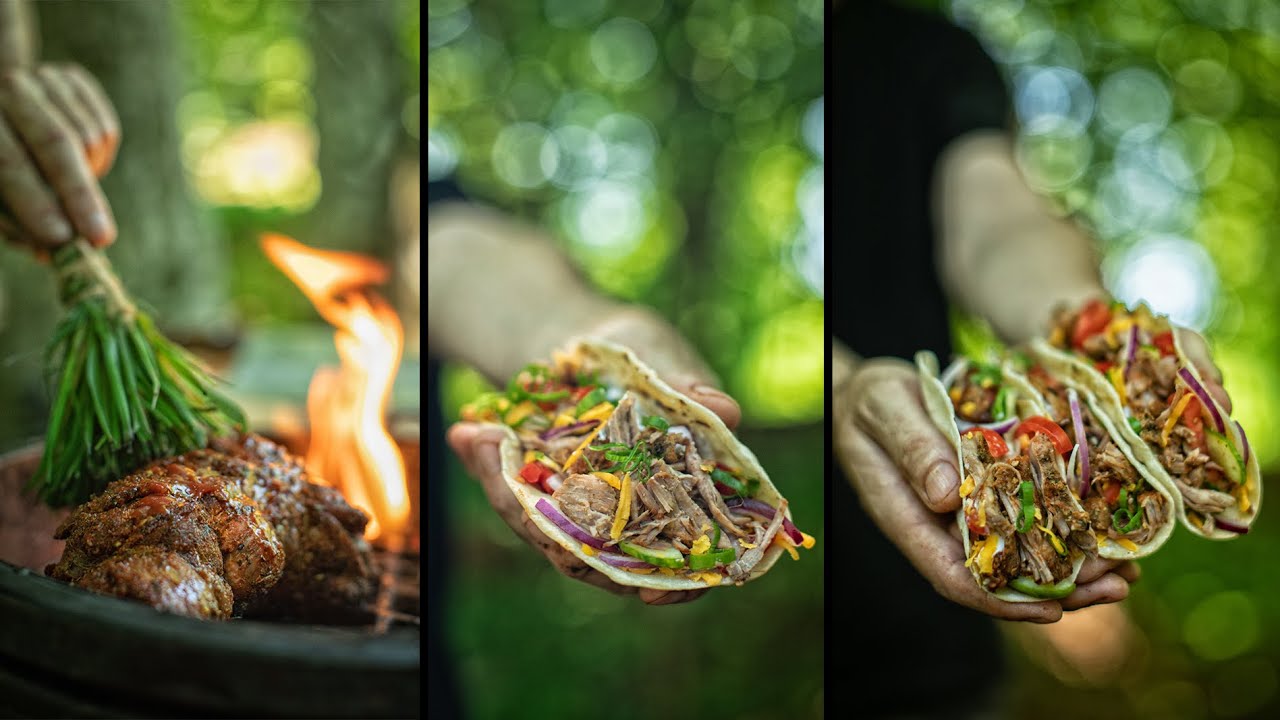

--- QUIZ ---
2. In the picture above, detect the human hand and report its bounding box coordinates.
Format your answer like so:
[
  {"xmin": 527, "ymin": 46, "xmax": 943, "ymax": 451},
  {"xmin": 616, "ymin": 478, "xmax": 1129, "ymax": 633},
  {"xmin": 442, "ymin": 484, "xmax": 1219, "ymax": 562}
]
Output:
[
  {"xmin": 449, "ymin": 310, "xmax": 741, "ymax": 606},
  {"xmin": 0, "ymin": 63, "xmax": 120, "ymax": 251},
  {"xmin": 833, "ymin": 356, "xmax": 1137, "ymax": 624}
]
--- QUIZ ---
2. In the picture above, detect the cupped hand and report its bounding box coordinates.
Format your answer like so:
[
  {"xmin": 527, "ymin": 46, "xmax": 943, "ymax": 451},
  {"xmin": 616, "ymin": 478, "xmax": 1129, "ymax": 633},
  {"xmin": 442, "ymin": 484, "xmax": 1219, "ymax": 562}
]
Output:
[
  {"xmin": 0, "ymin": 63, "xmax": 120, "ymax": 251},
  {"xmin": 833, "ymin": 357, "xmax": 1136, "ymax": 623}
]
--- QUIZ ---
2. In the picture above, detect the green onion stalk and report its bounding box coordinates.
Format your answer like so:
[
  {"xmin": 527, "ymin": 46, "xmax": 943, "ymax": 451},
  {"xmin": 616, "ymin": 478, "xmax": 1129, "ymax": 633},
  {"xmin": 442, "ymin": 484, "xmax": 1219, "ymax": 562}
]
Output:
[{"xmin": 26, "ymin": 239, "xmax": 246, "ymax": 507}]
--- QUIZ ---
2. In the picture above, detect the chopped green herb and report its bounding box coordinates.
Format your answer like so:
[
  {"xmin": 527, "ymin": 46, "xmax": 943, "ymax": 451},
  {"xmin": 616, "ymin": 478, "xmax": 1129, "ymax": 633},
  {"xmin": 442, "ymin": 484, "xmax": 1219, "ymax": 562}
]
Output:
[{"xmin": 643, "ymin": 415, "xmax": 670, "ymax": 432}]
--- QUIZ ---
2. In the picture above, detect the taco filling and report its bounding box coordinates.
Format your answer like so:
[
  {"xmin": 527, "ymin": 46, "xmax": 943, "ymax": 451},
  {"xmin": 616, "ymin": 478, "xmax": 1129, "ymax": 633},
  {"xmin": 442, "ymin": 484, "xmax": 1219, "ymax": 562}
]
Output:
[
  {"xmin": 947, "ymin": 365, "xmax": 1094, "ymax": 597},
  {"xmin": 1023, "ymin": 363, "xmax": 1171, "ymax": 550},
  {"xmin": 1049, "ymin": 299, "xmax": 1251, "ymax": 532},
  {"xmin": 462, "ymin": 361, "xmax": 811, "ymax": 585}
]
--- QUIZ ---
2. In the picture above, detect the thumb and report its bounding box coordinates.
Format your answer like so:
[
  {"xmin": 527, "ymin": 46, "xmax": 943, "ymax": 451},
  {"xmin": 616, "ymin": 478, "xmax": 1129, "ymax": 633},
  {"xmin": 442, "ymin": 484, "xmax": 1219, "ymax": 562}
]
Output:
[{"xmin": 665, "ymin": 374, "xmax": 742, "ymax": 430}]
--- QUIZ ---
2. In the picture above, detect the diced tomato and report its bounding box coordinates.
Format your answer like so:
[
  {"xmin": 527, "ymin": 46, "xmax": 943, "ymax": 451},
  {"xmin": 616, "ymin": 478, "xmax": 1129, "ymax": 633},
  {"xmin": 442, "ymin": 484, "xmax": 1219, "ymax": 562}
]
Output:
[
  {"xmin": 519, "ymin": 461, "xmax": 554, "ymax": 487},
  {"xmin": 966, "ymin": 507, "xmax": 986, "ymax": 537},
  {"xmin": 1015, "ymin": 416, "xmax": 1074, "ymax": 456},
  {"xmin": 570, "ymin": 385, "xmax": 596, "ymax": 403},
  {"xmin": 1094, "ymin": 360, "xmax": 1115, "ymax": 374},
  {"xmin": 1182, "ymin": 396, "xmax": 1206, "ymax": 451},
  {"xmin": 1152, "ymin": 331, "xmax": 1176, "ymax": 357},
  {"xmin": 1071, "ymin": 298, "xmax": 1112, "ymax": 350},
  {"xmin": 962, "ymin": 427, "xmax": 1009, "ymax": 457},
  {"xmin": 1102, "ymin": 481, "xmax": 1121, "ymax": 506},
  {"xmin": 715, "ymin": 462, "xmax": 737, "ymax": 473}
]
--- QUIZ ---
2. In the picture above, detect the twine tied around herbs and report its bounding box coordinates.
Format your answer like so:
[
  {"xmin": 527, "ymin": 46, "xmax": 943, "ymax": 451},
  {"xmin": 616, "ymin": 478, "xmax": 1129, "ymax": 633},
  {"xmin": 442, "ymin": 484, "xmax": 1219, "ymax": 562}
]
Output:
[{"xmin": 53, "ymin": 239, "xmax": 136, "ymax": 321}]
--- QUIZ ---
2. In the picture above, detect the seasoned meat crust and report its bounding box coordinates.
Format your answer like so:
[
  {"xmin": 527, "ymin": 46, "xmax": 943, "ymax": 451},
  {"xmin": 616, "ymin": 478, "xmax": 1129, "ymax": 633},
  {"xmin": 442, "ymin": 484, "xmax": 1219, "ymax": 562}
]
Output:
[{"xmin": 46, "ymin": 434, "xmax": 376, "ymax": 622}]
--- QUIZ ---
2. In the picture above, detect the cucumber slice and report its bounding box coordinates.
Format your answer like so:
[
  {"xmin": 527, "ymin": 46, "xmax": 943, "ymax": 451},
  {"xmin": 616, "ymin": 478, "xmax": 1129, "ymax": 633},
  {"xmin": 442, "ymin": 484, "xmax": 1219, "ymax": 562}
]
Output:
[
  {"xmin": 1205, "ymin": 429, "xmax": 1245, "ymax": 486},
  {"xmin": 1009, "ymin": 576, "xmax": 1076, "ymax": 599},
  {"xmin": 617, "ymin": 541, "xmax": 686, "ymax": 569}
]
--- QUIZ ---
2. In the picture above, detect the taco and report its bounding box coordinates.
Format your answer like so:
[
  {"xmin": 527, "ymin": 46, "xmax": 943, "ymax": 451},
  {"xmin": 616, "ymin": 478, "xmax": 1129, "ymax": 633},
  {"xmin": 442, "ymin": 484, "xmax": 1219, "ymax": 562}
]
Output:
[
  {"xmin": 1013, "ymin": 357, "xmax": 1179, "ymax": 559},
  {"xmin": 1028, "ymin": 298, "xmax": 1261, "ymax": 538},
  {"xmin": 917, "ymin": 351, "xmax": 1095, "ymax": 601},
  {"xmin": 459, "ymin": 338, "xmax": 813, "ymax": 590}
]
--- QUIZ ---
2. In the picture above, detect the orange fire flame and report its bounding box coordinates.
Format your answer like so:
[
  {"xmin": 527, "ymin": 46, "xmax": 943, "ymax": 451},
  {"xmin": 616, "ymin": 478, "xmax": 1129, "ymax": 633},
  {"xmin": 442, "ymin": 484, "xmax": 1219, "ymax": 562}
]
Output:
[{"xmin": 261, "ymin": 233, "xmax": 409, "ymax": 544}]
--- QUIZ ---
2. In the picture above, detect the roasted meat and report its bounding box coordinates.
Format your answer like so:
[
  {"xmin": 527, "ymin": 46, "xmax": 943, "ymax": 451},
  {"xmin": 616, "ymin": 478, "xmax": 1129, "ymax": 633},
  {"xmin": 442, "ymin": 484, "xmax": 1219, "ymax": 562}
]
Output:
[{"xmin": 46, "ymin": 434, "xmax": 376, "ymax": 622}]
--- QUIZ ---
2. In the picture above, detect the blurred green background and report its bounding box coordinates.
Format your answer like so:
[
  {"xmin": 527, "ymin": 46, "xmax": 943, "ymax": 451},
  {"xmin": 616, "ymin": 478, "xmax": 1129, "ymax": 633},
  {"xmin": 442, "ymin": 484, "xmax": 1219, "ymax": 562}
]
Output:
[
  {"xmin": 428, "ymin": 1, "xmax": 824, "ymax": 718},
  {"xmin": 930, "ymin": 0, "xmax": 1280, "ymax": 718}
]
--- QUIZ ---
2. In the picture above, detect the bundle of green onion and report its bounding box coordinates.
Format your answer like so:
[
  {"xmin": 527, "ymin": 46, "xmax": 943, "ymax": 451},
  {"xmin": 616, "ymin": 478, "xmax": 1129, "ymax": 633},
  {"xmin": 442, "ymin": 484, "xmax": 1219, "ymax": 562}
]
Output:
[{"xmin": 27, "ymin": 239, "xmax": 246, "ymax": 507}]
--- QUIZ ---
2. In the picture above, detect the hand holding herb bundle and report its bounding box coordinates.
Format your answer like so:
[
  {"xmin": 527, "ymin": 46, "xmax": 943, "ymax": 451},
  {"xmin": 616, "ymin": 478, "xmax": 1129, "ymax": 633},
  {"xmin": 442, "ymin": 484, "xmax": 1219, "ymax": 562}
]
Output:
[{"xmin": 27, "ymin": 239, "xmax": 245, "ymax": 507}]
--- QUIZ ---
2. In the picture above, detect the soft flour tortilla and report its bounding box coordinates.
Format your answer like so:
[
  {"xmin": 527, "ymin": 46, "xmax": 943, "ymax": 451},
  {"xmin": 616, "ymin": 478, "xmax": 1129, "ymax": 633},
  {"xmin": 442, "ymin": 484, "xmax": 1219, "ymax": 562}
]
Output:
[
  {"xmin": 915, "ymin": 351, "xmax": 1085, "ymax": 602},
  {"xmin": 491, "ymin": 338, "xmax": 792, "ymax": 590},
  {"xmin": 1027, "ymin": 321, "xmax": 1262, "ymax": 540},
  {"xmin": 1003, "ymin": 359, "xmax": 1179, "ymax": 560}
]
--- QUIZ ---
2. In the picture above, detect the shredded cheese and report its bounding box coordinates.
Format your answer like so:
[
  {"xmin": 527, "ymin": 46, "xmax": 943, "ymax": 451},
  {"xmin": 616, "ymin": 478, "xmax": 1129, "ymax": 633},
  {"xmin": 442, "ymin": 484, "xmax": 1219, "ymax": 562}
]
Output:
[
  {"xmin": 1162, "ymin": 392, "xmax": 1194, "ymax": 447},
  {"xmin": 609, "ymin": 473, "xmax": 632, "ymax": 540},
  {"xmin": 965, "ymin": 538, "xmax": 985, "ymax": 568},
  {"xmin": 691, "ymin": 534, "xmax": 711, "ymax": 555},
  {"xmin": 949, "ymin": 387, "xmax": 963, "ymax": 403},
  {"xmin": 1049, "ymin": 326, "xmax": 1065, "ymax": 347},
  {"xmin": 772, "ymin": 533, "xmax": 800, "ymax": 561},
  {"xmin": 800, "ymin": 532, "xmax": 816, "ymax": 549},
  {"xmin": 1189, "ymin": 513, "xmax": 1204, "ymax": 529},
  {"xmin": 536, "ymin": 454, "xmax": 561, "ymax": 471},
  {"xmin": 562, "ymin": 409, "xmax": 615, "ymax": 471},
  {"xmin": 960, "ymin": 401, "xmax": 978, "ymax": 416},
  {"xmin": 740, "ymin": 540, "xmax": 757, "ymax": 550},
  {"xmin": 553, "ymin": 413, "xmax": 577, "ymax": 428},
  {"xmin": 658, "ymin": 568, "xmax": 676, "ymax": 576},
  {"xmin": 505, "ymin": 401, "xmax": 537, "ymax": 426},
  {"xmin": 696, "ymin": 572, "xmax": 724, "ymax": 586},
  {"xmin": 581, "ymin": 544, "xmax": 596, "ymax": 556},
  {"xmin": 977, "ymin": 502, "xmax": 987, "ymax": 530},
  {"xmin": 1037, "ymin": 524, "xmax": 1067, "ymax": 556},
  {"xmin": 523, "ymin": 450, "xmax": 537, "ymax": 464},
  {"xmin": 592, "ymin": 471, "xmax": 621, "ymax": 489},
  {"xmin": 977, "ymin": 536, "xmax": 999, "ymax": 574},
  {"xmin": 959, "ymin": 475, "xmax": 975, "ymax": 498},
  {"xmin": 1235, "ymin": 483, "xmax": 1252, "ymax": 514},
  {"xmin": 578, "ymin": 402, "xmax": 615, "ymax": 423},
  {"xmin": 1115, "ymin": 538, "xmax": 1139, "ymax": 553},
  {"xmin": 1108, "ymin": 366, "xmax": 1128, "ymax": 406}
]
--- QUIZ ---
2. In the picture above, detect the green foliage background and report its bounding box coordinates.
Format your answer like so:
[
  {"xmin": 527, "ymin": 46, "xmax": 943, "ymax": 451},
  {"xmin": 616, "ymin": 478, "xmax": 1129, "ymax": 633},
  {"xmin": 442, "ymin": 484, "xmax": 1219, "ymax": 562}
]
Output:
[{"xmin": 429, "ymin": 1, "xmax": 824, "ymax": 718}]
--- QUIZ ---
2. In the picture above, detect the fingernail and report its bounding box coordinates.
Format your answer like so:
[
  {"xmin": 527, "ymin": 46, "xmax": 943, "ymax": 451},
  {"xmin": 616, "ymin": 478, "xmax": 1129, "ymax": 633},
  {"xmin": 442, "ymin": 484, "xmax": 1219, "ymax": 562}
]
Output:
[
  {"xmin": 86, "ymin": 210, "xmax": 113, "ymax": 243},
  {"xmin": 926, "ymin": 465, "xmax": 956, "ymax": 506},
  {"xmin": 691, "ymin": 383, "xmax": 728, "ymax": 400},
  {"xmin": 43, "ymin": 213, "xmax": 71, "ymax": 242}
]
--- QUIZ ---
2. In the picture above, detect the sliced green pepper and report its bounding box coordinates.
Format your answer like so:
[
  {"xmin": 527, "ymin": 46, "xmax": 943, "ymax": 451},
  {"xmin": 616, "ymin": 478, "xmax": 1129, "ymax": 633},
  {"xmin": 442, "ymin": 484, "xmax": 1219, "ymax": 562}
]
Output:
[
  {"xmin": 687, "ymin": 547, "xmax": 735, "ymax": 570},
  {"xmin": 1010, "ymin": 576, "xmax": 1077, "ymax": 599},
  {"xmin": 1128, "ymin": 416, "xmax": 1143, "ymax": 435},
  {"xmin": 575, "ymin": 387, "xmax": 607, "ymax": 415},
  {"xmin": 643, "ymin": 415, "xmax": 670, "ymax": 432},
  {"xmin": 711, "ymin": 468, "xmax": 749, "ymax": 496},
  {"xmin": 992, "ymin": 386, "xmax": 1011, "ymax": 422},
  {"xmin": 1016, "ymin": 481, "xmax": 1035, "ymax": 533}
]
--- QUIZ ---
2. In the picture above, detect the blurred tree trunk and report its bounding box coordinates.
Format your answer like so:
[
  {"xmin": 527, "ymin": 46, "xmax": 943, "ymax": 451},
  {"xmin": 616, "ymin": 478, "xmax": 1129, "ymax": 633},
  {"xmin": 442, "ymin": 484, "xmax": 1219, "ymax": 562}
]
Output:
[
  {"xmin": 0, "ymin": 0, "xmax": 233, "ymax": 444},
  {"xmin": 300, "ymin": 0, "xmax": 404, "ymax": 258}
]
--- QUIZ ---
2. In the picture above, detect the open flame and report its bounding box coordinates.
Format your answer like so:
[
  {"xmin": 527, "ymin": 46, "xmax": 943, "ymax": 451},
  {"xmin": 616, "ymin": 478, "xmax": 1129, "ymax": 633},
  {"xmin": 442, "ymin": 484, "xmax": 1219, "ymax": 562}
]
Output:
[{"xmin": 261, "ymin": 233, "xmax": 409, "ymax": 545}]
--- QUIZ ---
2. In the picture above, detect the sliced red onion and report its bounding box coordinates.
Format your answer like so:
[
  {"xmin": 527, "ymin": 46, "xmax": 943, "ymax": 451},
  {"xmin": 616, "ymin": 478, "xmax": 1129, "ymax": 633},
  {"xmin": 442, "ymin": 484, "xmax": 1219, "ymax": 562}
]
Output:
[
  {"xmin": 544, "ymin": 473, "xmax": 564, "ymax": 493},
  {"xmin": 597, "ymin": 550, "xmax": 653, "ymax": 569},
  {"xmin": 1235, "ymin": 420, "xmax": 1250, "ymax": 466},
  {"xmin": 540, "ymin": 419, "xmax": 597, "ymax": 441},
  {"xmin": 726, "ymin": 497, "xmax": 803, "ymax": 544},
  {"xmin": 1122, "ymin": 324, "xmax": 1139, "ymax": 380},
  {"xmin": 1215, "ymin": 518, "xmax": 1250, "ymax": 535},
  {"xmin": 1178, "ymin": 367, "xmax": 1225, "ymax": 433},
  {"xmin": 1067, "ymin": 389, "xmax": 1091, "ymax": 499},
  {"xmin": 955, "ymin": 417, "xmax": 1018, "ymax": 434},
  {"xmin": 535, "ymin": 498, "xmax": 606, "ymax": 549}
]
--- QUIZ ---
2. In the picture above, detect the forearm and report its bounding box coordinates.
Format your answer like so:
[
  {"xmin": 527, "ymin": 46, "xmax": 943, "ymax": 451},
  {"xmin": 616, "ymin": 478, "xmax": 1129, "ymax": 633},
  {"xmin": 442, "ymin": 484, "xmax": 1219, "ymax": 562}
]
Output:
[
  {"xmin": 934, "ymin": 131, "xmax": 1107, "ymax": 345},
  {"xmin": 427, "ymin": 202, "xmax": 716, "ymax": 386},
  {"xmin": 0, "ymin": 0, "xmax": 35, "ymax": 68}
]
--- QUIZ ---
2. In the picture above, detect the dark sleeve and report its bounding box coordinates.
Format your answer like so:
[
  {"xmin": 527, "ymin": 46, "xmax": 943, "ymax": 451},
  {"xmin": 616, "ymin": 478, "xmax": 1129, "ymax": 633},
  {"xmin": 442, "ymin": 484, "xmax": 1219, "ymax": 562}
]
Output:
[
  {"xmin": 925, "ymin": 19, "xmax": 1011, "ymax": 149},
  {"xmin": 427, "ymin": 177, "xmax": 468, "ymax": 209}
]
